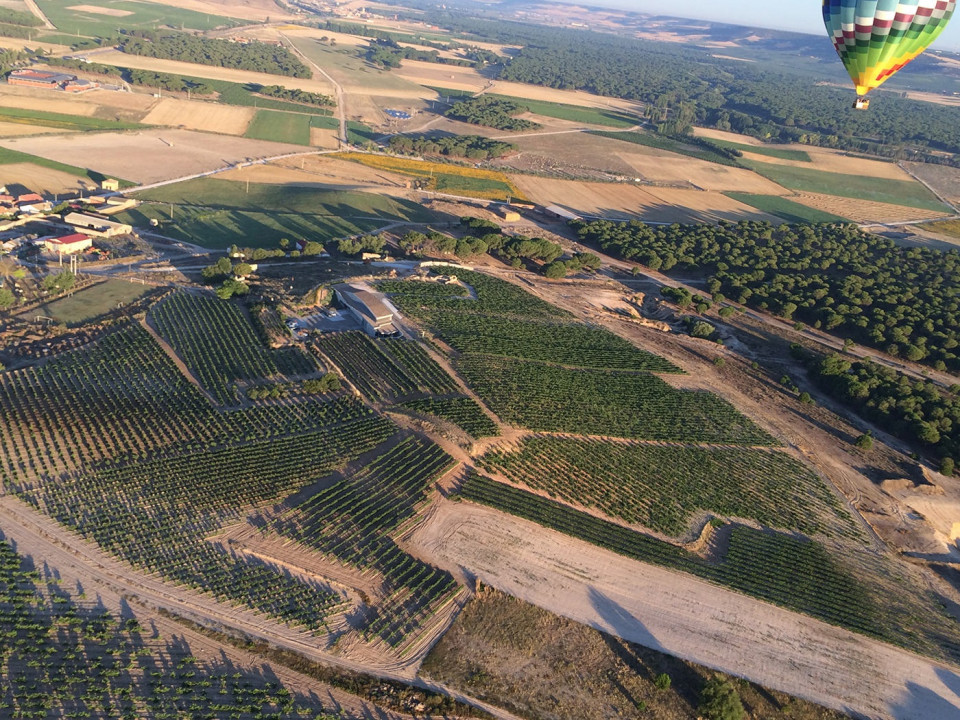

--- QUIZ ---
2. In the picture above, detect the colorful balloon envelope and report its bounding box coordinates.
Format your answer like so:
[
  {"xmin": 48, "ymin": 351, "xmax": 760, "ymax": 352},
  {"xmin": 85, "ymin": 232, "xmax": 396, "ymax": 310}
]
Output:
[{"xmin": 823, "ymin": 0, "xmax": 956, "ymax": 97}]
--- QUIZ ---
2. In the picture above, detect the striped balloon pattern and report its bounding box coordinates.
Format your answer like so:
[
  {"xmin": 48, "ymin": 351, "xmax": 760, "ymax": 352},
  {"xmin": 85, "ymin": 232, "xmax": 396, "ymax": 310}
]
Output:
[{"xmin": 823, "ymin": 0, "xmax": 956, "ymax": 96}]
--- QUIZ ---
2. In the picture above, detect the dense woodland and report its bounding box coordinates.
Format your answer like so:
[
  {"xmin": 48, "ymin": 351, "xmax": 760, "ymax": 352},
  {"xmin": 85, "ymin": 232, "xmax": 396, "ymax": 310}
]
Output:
[
  {"xmin": 445, "ymin": 96, "xmax": 541, "ymax": 131},
  {"xmin": 119, "ymin": 32, "xmax": 310, "ymax": 78},
  {"xmin": 387, "ymin": 134, "xmax": 516, "ymax": 159},
  {"xmin": 573, "ymin": 220, "xmax": 960, "ymax": 373},
  {"xmin": 397, "ymin": 7, "xmax": 960, "ymax": 160},
  {"xmin": 804, "ymin": 350, "xmax": 960, "ymax": 467}
]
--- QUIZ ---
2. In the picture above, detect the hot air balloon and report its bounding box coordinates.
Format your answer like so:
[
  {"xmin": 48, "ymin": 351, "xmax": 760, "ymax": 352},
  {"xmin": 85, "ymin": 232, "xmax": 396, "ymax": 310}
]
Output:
[{"xmin": 823, "ymin": 0, "xmax": 956, "ymax": 109}]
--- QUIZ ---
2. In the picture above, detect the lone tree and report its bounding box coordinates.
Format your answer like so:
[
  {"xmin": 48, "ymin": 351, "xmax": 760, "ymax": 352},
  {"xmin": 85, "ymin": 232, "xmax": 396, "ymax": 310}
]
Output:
[{"xmin": 699, "ymin": 677, "xmax": 745, "ymax": 720}]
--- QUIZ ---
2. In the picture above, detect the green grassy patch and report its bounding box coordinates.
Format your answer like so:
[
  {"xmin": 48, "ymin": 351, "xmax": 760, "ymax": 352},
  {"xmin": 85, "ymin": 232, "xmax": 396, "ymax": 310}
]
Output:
[
  {"xmin": 346, "ymin": 120, "xmax": 377, "ymax": 145},
  {"xmin": 709, "ymin": 138, "xmax": 812, "ymax": 162},
  {"xmin": 38, "ymin": 0, "xmax": 242, "ymax": 37},
  {"xmin": 726, "ymin": 193, "xmax": 848, "ymax": 223},
  {"xmin": 29, "ymin": 279, "xmax": 148, "ymax": 325},
  {"xmin": 244, "ymin": 110, "xmax": 316, "ymax": 145},
  {"xmin": 589, "ymin": 130, "xmax": 740, "ymax": 166},
  {"xmin": 122, "ymin": 178, "xmax": 434, "ymax": 248},
  {"xmin": 0, "ymin": 106, "xmax": 142, "ymax": 132},
  {"xmin": 488, "ymin": 94, "xmax": 639, "ymax": 128},
  {"xmin": 741, "ymin": 160, "xmax": 950, "ymax": 212}
]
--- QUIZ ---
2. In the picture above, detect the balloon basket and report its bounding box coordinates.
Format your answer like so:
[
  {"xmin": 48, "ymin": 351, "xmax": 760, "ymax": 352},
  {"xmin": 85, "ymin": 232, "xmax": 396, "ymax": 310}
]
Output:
[{"xmin": 853, "ymin": 97, "xmax": 871, "ymax": 110}]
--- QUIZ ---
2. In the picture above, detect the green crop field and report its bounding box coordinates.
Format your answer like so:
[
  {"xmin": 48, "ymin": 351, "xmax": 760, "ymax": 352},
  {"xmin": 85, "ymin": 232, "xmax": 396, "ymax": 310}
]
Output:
[
  {"xmin": 479, "ymin": 436, "xmax": 851, "ymax": 537},
  {"xmin": 244, "ymin": 109, "xmax": 334, "ymax": 145},
  {"xmin": 32, "ymin": 279, "xmax": 149, "ymax": 325},
  {"xmin": 122, "ymin": 178, "xmax": 434, "ymax": 248},
  {"xmin": 709, "ymin": 138, "xmax": 812, "ymax": 162},
  {"xmin": 726, "ymin": 192, "xmax": 849, "ymax": 223},
  {"xmin": 0, "ymin": 105, "xmax": 142, "ymax": 133},
  {"xmin": 488, "ymin": 94, "xmax": 639, "ymax": 128},
  {"xmin": 37, "ymin": 0, "xmax": 243, "ymax": 37},
  {"xmin": 741, "ymin": 160, "xmax": 950, "ymax": 212}
]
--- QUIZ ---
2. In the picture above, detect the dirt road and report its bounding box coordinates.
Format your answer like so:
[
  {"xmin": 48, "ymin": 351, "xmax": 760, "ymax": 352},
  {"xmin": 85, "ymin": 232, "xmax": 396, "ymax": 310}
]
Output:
[{"xmin": 408, "ymin": 498, "xmax": 960, "ymax": 720}]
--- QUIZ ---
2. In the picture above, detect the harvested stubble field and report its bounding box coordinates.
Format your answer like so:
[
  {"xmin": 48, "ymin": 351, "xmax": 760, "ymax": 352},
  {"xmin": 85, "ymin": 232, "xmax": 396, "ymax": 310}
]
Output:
[
  {"xmin": 0, "ymin": 128, "xmax": 304, "ymax": 185},
  {"xmin": 218, "ymin": 155, "xmax": 414, "ymax": 192},
  {"xmin": 789, "ymin": 191, "xmax": 951, "ymax": 223},
  {"xmin": 336, "ymin": 152, "xmax": 526, "ymax": 201},
  {"xmin": 287, "ymin": 35, "xmax": 425, "ymax": 95},
  {"xmin": 0, "ymin": 160, "xmax": 92, "ymax": 194},
  {"xmin": 725, "ymin": 193, "xmax": 848, "ymax": 224},
  {"xmin": 141, "ymin": 97, "xmax": 254, "ymax": 135},
  {"xmin": 506, "ymin": 174, "xmax": 781, "ymax": 223},
  {"xmin": 0, "ymin": 90, "xmax": 99, "ymax": 116},
  {"xmin": 0, "ymin": 120, "xmax": 67, "ymax": 137}
]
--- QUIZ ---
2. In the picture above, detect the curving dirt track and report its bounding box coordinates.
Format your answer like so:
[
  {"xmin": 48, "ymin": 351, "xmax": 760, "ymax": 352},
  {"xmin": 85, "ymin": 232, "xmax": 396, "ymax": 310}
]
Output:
[{"xmin": 407, "ymin": 498, "xmax": 960, "ymax": 720}]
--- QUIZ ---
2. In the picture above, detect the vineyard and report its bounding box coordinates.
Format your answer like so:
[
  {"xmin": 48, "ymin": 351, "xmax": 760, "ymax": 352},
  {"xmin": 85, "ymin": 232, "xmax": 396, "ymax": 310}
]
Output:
[
  {"xmin": 422, "ymin": 311, "xmax": 679, "ymax": 372},
  {"xmin": 0, "ymin": 324, "xmax": 373, "ymax": 484},
  {"xmin": 458, "ymin": 354, "xmax": 776, "ymax": 444},
  {"xmin": 400, "ymin": 397, "xmax": 500, "ymax": 439},
  {"xmin": 458, "ymin": 475, "xmax": 906, "ymax": 650},
  {"xmin": 380, "ymin": 271, "xmax": 568, "ymax": 320},
  {"xmin": 314, "ymin": 332, "xmax": 459, "ymax": 403},
  {"xmin": 479, "ymin": 436, "xmax": 851, "ymax": 537},
  {"xmin": 151, "ymin": 292, "xmax": 316, "ymax": 404},
  {"xmin": 0, "ymin": 539, "xmax": 342, "ymax": 720},
  {"xmin": 265, "ymin": 436, "xmax": 461, "ymax": 651},
  {"xmin": 13, "ymin": 414, "xmax": 394, "ymax": 632}
]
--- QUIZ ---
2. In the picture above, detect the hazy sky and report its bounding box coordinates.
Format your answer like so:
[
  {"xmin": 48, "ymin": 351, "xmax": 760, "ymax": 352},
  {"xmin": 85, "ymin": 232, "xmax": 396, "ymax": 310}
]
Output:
[{"xmin": 569, "ymin": 0, "xmax": 960, "ymax": 50}]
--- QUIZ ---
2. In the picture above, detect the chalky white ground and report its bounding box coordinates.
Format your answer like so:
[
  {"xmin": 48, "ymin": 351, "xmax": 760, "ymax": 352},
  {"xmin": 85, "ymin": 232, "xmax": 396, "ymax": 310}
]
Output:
[{"xmin": 408, "ymin": 498, "xmax": 960, "ymax": 720}]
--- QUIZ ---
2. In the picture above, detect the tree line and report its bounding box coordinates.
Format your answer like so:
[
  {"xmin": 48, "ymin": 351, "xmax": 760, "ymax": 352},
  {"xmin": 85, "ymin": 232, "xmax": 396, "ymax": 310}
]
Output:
[
  {"xmin": 387, "ymin": 134, "xmax": 516, "ymax": 159},
  {"xmin": 573, "ymin": 219, "xmax": 960, "ymax": 373},
  {"xmin": 445, "ymin": 96, "xmax": 541, "ymax": 131},
  {"xmin": 256, "ymin": 84, "xmax": 333, "ymax": 107},
  {"xmin": 366, "ymin": 38, "xmax": 473, "ymax": 69},
  {"xmin": 119, "ymin": 32, "xmax": 310, "ymax": 79},
  {"xmin": 798, "ymin": 347, "xmax": 960, "ymax": 472}
]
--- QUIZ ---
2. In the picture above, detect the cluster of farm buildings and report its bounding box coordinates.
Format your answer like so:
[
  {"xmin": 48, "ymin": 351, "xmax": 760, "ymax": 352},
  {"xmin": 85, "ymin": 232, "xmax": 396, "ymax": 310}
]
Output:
[
  {"xmin": 8, "ymin": 69, "xmax": 99, "ymax": 93},
  {"xmin": 0, "ymin": 181, "xmax": 136, "ymax": 259}
]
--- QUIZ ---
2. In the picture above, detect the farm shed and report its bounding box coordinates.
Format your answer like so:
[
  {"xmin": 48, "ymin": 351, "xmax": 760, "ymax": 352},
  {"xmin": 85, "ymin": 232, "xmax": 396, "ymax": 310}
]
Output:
[
  {"xmin": 335, "ymin": 284, "xmax": 396, "ymax": 336},
  {"xmin": 63, "ymin": 212, "xmax": 132, "ymax": 238},
  {"xmin": 45, "ymin": 233, "xmax": 92, "ymax": 254}
]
